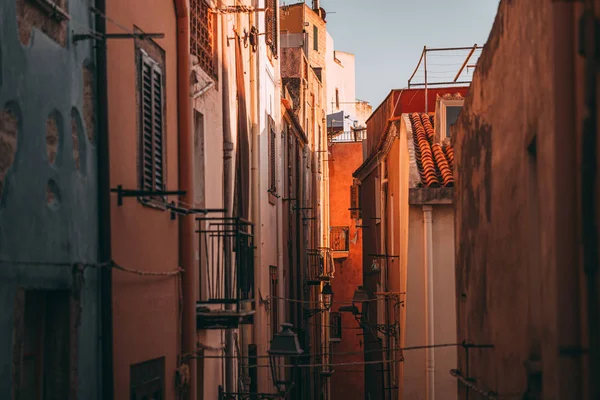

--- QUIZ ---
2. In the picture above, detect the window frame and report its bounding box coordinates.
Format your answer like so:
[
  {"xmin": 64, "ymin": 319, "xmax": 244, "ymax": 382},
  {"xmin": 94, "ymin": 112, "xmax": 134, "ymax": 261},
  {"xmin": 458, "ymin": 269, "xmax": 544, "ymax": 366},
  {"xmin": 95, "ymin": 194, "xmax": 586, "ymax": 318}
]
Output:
[
  {"xmin": 268, "ymin": 116, "xmax": 277, "ymax": 197},
  {"xmin": 265, "ymin": 0, "xmax": 278, "ymax": 57},
  {"xmin": 435, "ymin": 98, "xmax": 464, "ymax": 140},
  {"xmin": 313, "ymin": 25, "xmax": 319, "ymax": 52},
  {"xmin": 190, "ymin": 0, "xmax": 217, "ymax": 79},
  {"xmin": 138, "ymin": 49, "xmax": 166, "ymax": 205}
]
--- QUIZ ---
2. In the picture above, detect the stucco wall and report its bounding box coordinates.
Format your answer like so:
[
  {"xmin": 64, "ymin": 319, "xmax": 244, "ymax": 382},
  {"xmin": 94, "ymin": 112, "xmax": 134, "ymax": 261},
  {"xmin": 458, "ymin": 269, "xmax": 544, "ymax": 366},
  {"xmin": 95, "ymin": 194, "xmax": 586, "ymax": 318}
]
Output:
[
  {"xmin": 328, "ymin": 141, "xmax": 365, "ymax": 400},
  {"xmin": 452, "ymin": 0, "xmax": 565, "ymax": 398},
  {"xmin": 105, "ymin": 0, "xmax": 179, "ymax": 398},
  {"xmin": 0, "ymin": 0, "xmax": 102, "ymax": 397},
  {"xmin": 405, "ymin": 205, "xmax": 456, "ymax": 400}
]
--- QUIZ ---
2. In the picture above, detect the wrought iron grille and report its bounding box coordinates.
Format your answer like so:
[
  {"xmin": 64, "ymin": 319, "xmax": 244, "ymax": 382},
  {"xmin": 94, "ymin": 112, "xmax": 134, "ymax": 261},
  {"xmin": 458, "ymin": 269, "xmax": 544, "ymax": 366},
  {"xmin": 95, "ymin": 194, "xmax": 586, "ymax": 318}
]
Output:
[
  {"xmin": 265, "ymin": 0, "xmax": 277, "ymax": 56},
  {"xmin": 197, "ymin": 217, "xmax": 255, "ymax": 308},
  {"xmin": 191, "ymin": 0, "xmax": 216, "ymax": 78},
  {"xmin": 306, "ymin": 248, "xmax": 334, "ymax": 284},
  {"xmin": 218, "ymin": 386, "xmax": 280, "ymax": 400},
  {"xmin": 330, "ymin": 226, "xmax": 350, "ymax": 252}
]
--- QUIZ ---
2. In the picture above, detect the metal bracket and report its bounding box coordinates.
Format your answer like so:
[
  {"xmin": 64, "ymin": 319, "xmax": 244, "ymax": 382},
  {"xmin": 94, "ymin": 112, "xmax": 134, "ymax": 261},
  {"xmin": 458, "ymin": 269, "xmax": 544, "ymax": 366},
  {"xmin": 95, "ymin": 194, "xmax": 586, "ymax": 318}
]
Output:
[
  {"xmin": 73, "ymin": 32, "xmax": 165, "ymax": 43},
  {"xmin": 110, "ymin": 185, "xmax": 186, "ymax": 206}
]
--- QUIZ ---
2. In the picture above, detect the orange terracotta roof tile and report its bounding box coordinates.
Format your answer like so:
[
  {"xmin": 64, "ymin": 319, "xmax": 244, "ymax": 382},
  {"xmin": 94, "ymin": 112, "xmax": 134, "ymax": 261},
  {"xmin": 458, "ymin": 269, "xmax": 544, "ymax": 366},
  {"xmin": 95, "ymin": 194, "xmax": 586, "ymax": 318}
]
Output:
[{"xmin": 409, "ymin": 111, "xmax": 454, "ymax": 188}]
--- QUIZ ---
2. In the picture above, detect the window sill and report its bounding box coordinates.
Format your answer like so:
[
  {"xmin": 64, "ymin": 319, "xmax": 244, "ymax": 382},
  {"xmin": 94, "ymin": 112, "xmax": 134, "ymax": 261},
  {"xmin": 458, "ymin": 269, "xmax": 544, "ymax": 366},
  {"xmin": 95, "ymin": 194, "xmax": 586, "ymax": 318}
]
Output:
[
  {"xmin": 138, "ymin": 196, "xmax": 168, "ymax": 211},
  {"xmin": 268, "ymin": 191, "xmax": 278, "ymax": 205}
]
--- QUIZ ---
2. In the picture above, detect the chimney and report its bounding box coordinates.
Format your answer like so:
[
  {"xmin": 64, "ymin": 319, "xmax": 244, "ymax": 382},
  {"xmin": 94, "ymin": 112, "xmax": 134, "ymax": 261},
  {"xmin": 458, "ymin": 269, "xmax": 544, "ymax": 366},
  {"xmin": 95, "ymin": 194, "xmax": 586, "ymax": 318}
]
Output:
[{"xmin": 312, "ymin": 0, "xmax": 319, "ymax": 11}]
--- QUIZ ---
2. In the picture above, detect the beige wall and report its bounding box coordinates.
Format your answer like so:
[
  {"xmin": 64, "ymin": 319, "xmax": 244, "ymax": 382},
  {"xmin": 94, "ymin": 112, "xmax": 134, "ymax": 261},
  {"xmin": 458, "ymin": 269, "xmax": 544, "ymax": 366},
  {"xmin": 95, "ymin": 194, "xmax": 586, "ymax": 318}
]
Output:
[{"xmin": 404, "ymin": 205, "xmax": 457, "ymax": 400}]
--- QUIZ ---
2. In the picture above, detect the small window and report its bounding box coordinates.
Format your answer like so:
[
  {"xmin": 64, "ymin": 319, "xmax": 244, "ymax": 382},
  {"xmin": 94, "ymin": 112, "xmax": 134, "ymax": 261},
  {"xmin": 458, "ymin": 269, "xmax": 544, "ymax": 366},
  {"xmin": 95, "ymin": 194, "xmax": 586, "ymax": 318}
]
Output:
[
  {"xmin": 268, "ymin": 116, "xmax": 277, "ymax": 194},
  {"xmin": 270, "ymin": 265, "xmax": 279, "ymax": 337},
  {"xmin": 14, "ymin": 290, "xmax": 72, "ymax": 399},
  {"xmin": 330, "ymin": 312, "xmax": 342, "ymax": 342},
  {"xmin": 265, "ymin": 0, "xmax": 278, "ymax": 56},
  {"xmin": 330, "ymin": 226, "xmax": 350, "ymax": 252},
  {"xmin": 190, "ymin": 0, "xmax": 217, "ymax": 78},
  {"xmin": 445, "ymin": 106, "xmax": 462, "ymax": 138},
  {"xmin": 313, "ymin": 25, "xmax": 319, "ymax": 52},
  {"xmin": 130, "ymin": 357, "xmax": 165, "ymax": 400},
  {"xmin": 139, "ymin": 51, "xmax": 165, "ymax": 200},
  {"xmin": 350, "ymin": 182, "xmax": 361, "ymax": 219},
  {"xmin": 335, "ymin": 88, "xmax": 340, "ymax": 110}
]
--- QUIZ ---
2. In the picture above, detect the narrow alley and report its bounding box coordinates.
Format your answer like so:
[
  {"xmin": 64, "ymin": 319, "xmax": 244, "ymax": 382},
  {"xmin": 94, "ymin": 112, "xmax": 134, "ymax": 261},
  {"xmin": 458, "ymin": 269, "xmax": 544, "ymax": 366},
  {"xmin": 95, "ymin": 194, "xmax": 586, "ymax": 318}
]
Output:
[{"xmin": 0, "ymin": 0, "xmax": 598, "ymax": 399}]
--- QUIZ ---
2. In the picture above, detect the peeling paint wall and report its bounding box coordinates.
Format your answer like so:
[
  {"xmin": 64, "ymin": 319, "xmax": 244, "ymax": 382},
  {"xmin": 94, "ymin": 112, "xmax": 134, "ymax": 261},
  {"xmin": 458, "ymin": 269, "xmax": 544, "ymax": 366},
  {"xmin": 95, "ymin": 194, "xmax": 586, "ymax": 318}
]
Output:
[
  {"xmin": 0, "ymin": 0, "xmax": 101, "ymax": 397},
  {"xmin": 452, "ymin": 0, "xmax": 581, "ymax": 399}
]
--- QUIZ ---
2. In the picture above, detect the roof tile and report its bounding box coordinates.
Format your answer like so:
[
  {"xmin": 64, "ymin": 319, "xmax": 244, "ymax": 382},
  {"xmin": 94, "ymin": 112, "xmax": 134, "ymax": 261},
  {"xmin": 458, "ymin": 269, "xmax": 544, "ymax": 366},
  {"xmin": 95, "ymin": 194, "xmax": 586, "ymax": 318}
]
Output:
[{"xmin": 409, "ymin": 112, "xmax": 454, "ymax": 188}]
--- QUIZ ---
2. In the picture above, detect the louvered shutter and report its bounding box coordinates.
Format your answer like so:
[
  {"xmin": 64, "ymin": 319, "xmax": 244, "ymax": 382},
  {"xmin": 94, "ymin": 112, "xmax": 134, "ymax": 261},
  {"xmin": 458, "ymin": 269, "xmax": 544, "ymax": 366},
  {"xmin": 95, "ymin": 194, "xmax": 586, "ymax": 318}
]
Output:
[
  {"xmin": 140, "ymin": 51, "xmax": 165, "ymax": 198},
  {"xmin": 350, "ymin": 184, "xmax": 358, "ymax": 219},
  {"xmin": 269, "ymin": 119, "xmax": 276, "ymax": 192}
]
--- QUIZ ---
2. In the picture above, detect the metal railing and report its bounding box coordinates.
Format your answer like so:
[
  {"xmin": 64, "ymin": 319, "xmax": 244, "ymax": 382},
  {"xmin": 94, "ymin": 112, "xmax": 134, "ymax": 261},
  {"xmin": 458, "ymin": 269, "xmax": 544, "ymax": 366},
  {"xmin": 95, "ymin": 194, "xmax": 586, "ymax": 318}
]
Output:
[
  {"xmin": 330, "ymin": 226, "xmax": 350, "ymax": 252},
  {"xmin": 306, "ymin": 248, "xmax": 335, "ymax": 284},
  {"xmin": 329, "ymin": 129, "xmax": 366, "ymax": 143},
  {"xmin": 197, "ymin": 217, "xmax": 255, "ymax": 308}
]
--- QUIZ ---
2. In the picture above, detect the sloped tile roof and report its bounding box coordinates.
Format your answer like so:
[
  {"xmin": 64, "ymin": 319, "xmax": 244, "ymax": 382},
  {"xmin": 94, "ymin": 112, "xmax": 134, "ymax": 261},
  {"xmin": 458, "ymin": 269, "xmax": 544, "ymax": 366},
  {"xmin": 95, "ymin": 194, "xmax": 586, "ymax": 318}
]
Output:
[{"xmin": 409, "ymin": 112, "xmax": 454, "ymax": 188}]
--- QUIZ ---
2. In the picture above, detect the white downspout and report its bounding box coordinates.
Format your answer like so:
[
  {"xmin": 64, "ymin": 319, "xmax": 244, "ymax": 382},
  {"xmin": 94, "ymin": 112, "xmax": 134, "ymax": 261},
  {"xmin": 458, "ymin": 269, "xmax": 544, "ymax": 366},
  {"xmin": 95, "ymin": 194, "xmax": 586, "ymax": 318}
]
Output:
[{"xmin": 423, "ymin": 205, "xmax": 435, "ymax": 400}]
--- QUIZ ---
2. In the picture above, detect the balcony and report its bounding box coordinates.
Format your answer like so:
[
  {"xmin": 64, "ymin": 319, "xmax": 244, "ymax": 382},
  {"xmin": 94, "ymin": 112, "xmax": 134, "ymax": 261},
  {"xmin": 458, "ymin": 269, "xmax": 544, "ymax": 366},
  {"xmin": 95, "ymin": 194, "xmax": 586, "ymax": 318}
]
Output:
[
  {"xmin": 328, "ymin": 128, "xmax": 366, "ymax": 143},
  {"xmin": 306, "ymin": 248, "xmax": 335, "ymax": 285},
  {"xmin": 196, "ymin": 217, "xmax": 255, "ymax": 329},
  {"xmin": 330, "ymin": 226, "xmax": 350, "ymax": 259}
]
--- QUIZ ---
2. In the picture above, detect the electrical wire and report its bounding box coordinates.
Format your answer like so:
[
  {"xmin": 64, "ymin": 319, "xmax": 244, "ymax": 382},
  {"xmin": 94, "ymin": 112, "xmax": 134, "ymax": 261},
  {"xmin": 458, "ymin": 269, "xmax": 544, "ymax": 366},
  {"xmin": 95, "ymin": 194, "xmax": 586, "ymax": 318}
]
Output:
[
  {"xmin": 199, "ymin": 342, "xmax": 463, "ymax": 360},
  {"xmin": 0, "ymin": 259, "xmax": 183, "ymax": 276}
]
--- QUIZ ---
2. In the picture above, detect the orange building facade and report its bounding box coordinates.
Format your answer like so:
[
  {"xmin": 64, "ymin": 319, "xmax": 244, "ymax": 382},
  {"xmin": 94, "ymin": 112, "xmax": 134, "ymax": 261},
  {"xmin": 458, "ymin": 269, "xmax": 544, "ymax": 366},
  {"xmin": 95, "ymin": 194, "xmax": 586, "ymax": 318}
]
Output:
[
  {"xmin": 105, "ymin": 1, "xmax": 181, "ymax": 398},
  {"xmin": 328, "ymin": 139, "xmax": 365, "ymax": 400}
]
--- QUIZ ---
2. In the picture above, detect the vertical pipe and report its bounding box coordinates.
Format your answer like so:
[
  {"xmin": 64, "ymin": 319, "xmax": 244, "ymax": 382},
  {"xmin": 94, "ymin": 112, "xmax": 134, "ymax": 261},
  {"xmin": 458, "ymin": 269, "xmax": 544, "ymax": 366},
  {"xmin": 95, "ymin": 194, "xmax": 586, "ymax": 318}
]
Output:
[
  {"xmin": 221, "ymin": 9, "xmax": 235, "ymax": 394},
  {"xmin": 424, "ymin": 47, "xmax": 428, "ymax": 113},
  {"xmin": 581, "ymin": 1, "xmax": 600, "ymax": 398},
  {"xmin": 552, "ymin": 3, "xmax": 583, "ymax": 399},
  {"xmin": 175, "ymin": 1, "xmax": 196, "ymax": 399},
  {"xmin": 95, "ymin": 0, "xmax": 113, "ymax": 397},
  {"xmin": 249, "ymin": 0, "xmax": 262, "ymax": 391},
  {"xmin": 423, "ymin": 205, "xmax": 435, "ymax": 400}
]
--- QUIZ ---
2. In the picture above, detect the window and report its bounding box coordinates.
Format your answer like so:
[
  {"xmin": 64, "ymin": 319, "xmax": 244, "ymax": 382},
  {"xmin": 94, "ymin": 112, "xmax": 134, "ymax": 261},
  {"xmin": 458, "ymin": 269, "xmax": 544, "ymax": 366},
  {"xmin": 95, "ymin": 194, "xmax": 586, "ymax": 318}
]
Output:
[
  {"xmin": 335, "ymin": 88, "xmax": 339, "ymax": 110},
  {"xmin": 350, "ymin": 181, "xmax": 361, "ymax": 219},
  {"xmin": 268, "ymin": 116, "xmax": 277, "ymax": 194},
  {"xmin": 313, "ymin": 25, "xmax": 319, "ymax": 52},
  {"xmin": 330, "ymin": 312, "xmax": 342, "ymax": 342},
  {"xmin": 270, "ymin": 266, "xmax": 279, "ymax": 337},
  {"xmin": 435, "ymin": 98, "xmax": 464, "ymax": 140},
  {"xmin": 191, "ymin": 0, "xmax": 216, "ymax": 78},
  {"xmin": 330, "ymin": 226, "xmax": 350, "ymax": 252},
  {"xmin": 139, "ymin": 50, "xmax": 165, "ymax": 199},
  {"xmin": 265, "ymin": 0, "xmax": 278, "ymax": 56},
  {"xmin": 14, "ymin": 290, "xmax": 71, "ymax": 399},
  {"xmin": 445, "ymin": 106, "xmax": 463, "ymax": 138},
  {"xmin": 130, "ymin": 357, "xmax": 165, "ymax": 400}
]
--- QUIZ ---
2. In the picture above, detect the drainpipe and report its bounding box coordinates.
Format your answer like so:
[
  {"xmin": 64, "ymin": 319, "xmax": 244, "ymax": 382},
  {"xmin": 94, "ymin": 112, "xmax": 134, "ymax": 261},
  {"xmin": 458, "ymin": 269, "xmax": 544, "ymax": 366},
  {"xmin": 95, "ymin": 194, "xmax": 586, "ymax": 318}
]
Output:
[
  {"xmin": 221, "ymin": 11, "xmax": 235, "ymax": 394},
  {"xmin": 422, "ymin": 205, "xmax": 435, "ymax": 400},
  {"xmin": 174, "ymin": 1, "xmax": 196, "ymax": 399},
  {"xmin": 580, "ymin": 1, "xmax": 600, "ymax": 398},
  {"xmin": 95, "ymin": 0, "xmax": 113, "ymax": 397},
  {"xmin": 249, "ymin": 6, "xmax": 263, "ymax": 392}
]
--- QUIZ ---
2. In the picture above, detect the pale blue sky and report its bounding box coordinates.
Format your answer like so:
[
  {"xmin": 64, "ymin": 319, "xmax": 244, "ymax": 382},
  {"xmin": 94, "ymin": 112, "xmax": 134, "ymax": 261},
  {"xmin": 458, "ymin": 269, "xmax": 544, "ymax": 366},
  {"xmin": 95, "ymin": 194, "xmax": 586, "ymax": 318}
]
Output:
[{"xmin": 320, "ymin": 0, "xmax": 500, "ymax": 107}]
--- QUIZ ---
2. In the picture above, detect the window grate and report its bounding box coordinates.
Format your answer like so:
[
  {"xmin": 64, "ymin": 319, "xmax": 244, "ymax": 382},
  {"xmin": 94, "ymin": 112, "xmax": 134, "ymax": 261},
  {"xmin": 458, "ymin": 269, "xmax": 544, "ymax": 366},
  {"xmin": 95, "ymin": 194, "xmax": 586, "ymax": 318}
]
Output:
[
  {"xmin": 268, "ymin": 117, "xmax": 277, "ymax": 193},
  {"xmin": 191, "ymin": 0, "xmax": 216, "ymax": 78},
  {"xmin": 330, "ymin": 226, "xmax": 350, "ymax": 252},
  {"xmin": 140, "ymin": 52, "xmax": 165, "ymax": 199},
  {"xmin": 265, "ymin": 0, "xmax": 277, "ymax": 56}
]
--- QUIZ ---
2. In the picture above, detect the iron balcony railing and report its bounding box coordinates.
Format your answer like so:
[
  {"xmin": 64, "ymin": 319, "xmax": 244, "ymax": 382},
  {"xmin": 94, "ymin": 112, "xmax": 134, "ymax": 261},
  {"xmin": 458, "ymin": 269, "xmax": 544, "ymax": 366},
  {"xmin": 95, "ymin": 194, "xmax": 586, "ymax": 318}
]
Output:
[
  {"xmin": 329, "ymin": 129, "xmax": 367, "ymax": 143},
  {"xmin": 330, "ymin": 226, "xmax": 350, "ymax": 252},
  {"xmin": 306, "ymin": 248, "xmax": 335, "ymax": 285},
  {"xmin": 197, "ymin": 217, "xmax": 255, "ymax": 309}
]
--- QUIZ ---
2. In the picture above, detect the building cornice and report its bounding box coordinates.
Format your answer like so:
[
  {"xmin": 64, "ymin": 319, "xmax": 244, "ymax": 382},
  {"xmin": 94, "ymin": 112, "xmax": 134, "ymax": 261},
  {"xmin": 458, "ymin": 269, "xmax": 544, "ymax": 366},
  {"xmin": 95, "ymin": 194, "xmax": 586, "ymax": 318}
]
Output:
[{"xmin": 353, "ymin": 117, "xmax": 401, "ymax": 181}]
